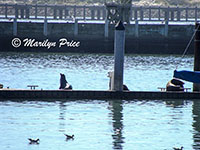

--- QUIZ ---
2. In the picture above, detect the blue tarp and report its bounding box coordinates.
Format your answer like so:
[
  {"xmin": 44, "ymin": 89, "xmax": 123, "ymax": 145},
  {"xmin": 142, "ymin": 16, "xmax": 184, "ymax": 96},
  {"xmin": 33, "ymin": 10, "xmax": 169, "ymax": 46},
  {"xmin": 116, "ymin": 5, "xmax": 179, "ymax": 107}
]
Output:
[{"xmin": 173, "ymin": 70, "xmax": 200, "ymax": 83}]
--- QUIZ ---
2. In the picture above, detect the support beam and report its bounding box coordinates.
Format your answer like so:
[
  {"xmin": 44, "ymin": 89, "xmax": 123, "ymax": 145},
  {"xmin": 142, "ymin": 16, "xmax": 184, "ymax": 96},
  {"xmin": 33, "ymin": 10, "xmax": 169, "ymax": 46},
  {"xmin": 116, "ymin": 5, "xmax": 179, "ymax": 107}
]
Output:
[
  {"xmin": 25, "ymin": 7, "xmax": 30, "ymax": 19},
  {"xmin": 195, "ymin": 7, "xmax": 198, "ymax": 22},
  {"xmin": 113, "ymin": 21, "xmax": 125, "ymax": 91},
  {"xmin": 104, "ymin": 19, "xmax": 109, "ymax": 38},
  {"xmin": 59, "ymin": 9, "xmax": 63, "ymax": 19},
  {"xmin": 43, "ymin": 18, "xmax": 48, "ymax": 36},
  {"xmin": 74, "ymin": 19, "xmax": 78, "ymax": 36},
  {"xmin": 91, "ymin": 9, "xmax": 95, "ymax": 20},
  {"xmin": 140, "ymin": 8, "xmax": 143, "ymax": 21},
  {"xmin": 177, "ymin": 8, "xmax": 180, "ymax": 21},
  {"xmin": 97, "ymin": 9, "xmax": 101, "ymax": 20},
  {"xmin": 15, "ymin": 6, "xmax": 18, "ymax": 19},
  {"xmin": 35, "ymin": 4, "xmax": 38, "ymax": 19},
  {"xmin": 54, "ymin": 7, "xmax": 57, "ymax": 19},
  {"xmin": 135, "ymin": 20, "xmax": 139, "ymax": 37},
  {"xmin": 44, "ymin": 5, "xmax": 47, "ymax": 19},
  {"xmin": 164, "ymin": 20, "xmax": 168, "ymax": 37},
  {"xmin": 193, "ymin": 22, "xmax": 200, "ymax": 91},
  {"xmin": 21, "ymin": 8, "xmax": 24, "ymax": 19},
  {"xmin": 13, "ymin": 18, "xmax": 17, "ymax": 36},
  {"xmin": 5, "ymin": 4, "xmax": 8, "ymax": 18}
]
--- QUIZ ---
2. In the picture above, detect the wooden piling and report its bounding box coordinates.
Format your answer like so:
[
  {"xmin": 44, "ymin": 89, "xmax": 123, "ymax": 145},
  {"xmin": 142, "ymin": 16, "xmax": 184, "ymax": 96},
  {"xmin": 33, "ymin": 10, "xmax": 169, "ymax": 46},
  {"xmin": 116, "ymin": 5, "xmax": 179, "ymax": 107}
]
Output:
[
  {"xmin": 44, "ymin": 5, "xmax": 47, "ymax": 19},
  {"xmin": 21, "ymin": 8, "xmax": 24, "ymax": 19},
  {"xmin": 74, "ymin": 19, "xmax": 78, "ymax": 36},
  {"xmin": 25, "ymin": 7, "xmax": 30, "ymax": 19},
  {"xmin": 164, "ymin": 20, "xmax": 168, "ymax": 37},
  {"xmin": 134, "ymin": 9, "xmax": 137, "ymax": 20},
  {"xmin": 104, "ymin": 19, "xmax": 109, "ymax": 38},
  {"xmin": 140, "ymin": 8, "xmax": 143, "ymax": 21},
  {"xmin": 195, "ymin": 7, "xmax": 198, "ymax": 22},
  {"xmin": 15, "ymin": 5, "xmax": 18, "ymax": 19},
  {"xmin": 35, "ymin": 4, "xmax": 38, "ymax": 18},
  {"xmin": 91, "ymin": 9, "xmax": 95, "ymax": 20},
  {"xmin": 13, "ymin": 18, "xmax": 17, "ymax": 36},
  {"xmin": 135, "ymin": 20, "xmax": 139, "ymax": 37},
  {"xmin": 177, "ymin": 7, "xmax": 180, "ymax": 21},
  {"xmin": 193, "ymin": 22, "xmax": 200, "ymax": 91},
  {"xmin": 43, "ymin": 18, "xmax": 48, "ymax": 36},
  {"xmin": 113, "ymin": 21, "xmax": 125, "ymax": 91},
  {"xmin": 59, "ymin": 9, "xmax": 63, "ymax": 19},
  {"xmin": 54, "ymin": 7, "xmax": 57, "ymax": 19},
  {"xmin": 5, "ymin": 4, "xmax": 8, "ymax": 18}
]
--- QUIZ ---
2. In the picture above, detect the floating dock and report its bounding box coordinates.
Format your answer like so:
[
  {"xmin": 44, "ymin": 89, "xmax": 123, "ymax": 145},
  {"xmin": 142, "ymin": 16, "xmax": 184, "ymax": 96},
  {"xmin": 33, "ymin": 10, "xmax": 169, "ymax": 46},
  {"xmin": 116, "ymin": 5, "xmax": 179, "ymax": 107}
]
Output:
[{"xmin": 0, "ymin": 89, "xmax": 200, "ymax": 100}]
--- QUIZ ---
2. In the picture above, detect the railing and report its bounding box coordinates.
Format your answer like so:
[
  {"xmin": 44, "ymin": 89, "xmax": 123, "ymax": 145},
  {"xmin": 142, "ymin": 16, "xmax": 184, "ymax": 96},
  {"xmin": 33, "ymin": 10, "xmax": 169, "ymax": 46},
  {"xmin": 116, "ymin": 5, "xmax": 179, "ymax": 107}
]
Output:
[
  {"xmin": 0, "ymin": 3, "xmax": 200, "ymax": 22},
  {"xmin": 130, "ymin": 6, "xmax": 200, "ymax": 22},
  {"xmin": 0, "ymin": 4, "xmax": 107, "ymax": 20}
]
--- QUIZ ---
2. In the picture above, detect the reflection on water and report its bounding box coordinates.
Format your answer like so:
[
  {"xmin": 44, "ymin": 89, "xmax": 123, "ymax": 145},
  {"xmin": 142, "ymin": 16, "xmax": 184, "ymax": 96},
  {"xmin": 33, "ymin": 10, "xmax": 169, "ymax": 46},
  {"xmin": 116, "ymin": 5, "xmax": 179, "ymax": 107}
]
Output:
[
  {"xmin": 59, "ymin": 102, "xmax": 66, "ymax": 133},
  {"xmin": 108, "ymin": 100, "xmax": 124, "ymax": 149},
  {"xmin": 165, "ymin": 100, "xmax": 186, "ymax": 108},
  {"xmin": 0, "ymin": 100, "xmax": 198, "ymax": 150},
  {"xmin": 192, "ymin": 101, "xmax": 200, "ymax": 150},
  {"xmin": 0, "ymin": 52, "xmax": 193, "ymax": 91}
]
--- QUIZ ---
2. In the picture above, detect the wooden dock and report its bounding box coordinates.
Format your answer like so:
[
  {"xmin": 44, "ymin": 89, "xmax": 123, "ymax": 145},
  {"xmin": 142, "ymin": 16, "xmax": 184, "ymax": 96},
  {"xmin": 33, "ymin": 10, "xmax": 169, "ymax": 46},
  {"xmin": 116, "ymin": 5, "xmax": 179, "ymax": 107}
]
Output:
[{"xmin": 0, "ymin": 89, "xmax": 200, "ymax": 100}]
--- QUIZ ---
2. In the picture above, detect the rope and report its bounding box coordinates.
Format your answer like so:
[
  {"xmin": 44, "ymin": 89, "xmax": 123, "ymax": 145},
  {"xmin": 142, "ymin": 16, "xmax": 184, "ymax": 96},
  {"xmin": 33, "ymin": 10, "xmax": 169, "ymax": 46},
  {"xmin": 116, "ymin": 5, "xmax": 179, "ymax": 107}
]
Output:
[{"xmin": 176, "ymin": 23, "xmax": 200, "ymax": 69}]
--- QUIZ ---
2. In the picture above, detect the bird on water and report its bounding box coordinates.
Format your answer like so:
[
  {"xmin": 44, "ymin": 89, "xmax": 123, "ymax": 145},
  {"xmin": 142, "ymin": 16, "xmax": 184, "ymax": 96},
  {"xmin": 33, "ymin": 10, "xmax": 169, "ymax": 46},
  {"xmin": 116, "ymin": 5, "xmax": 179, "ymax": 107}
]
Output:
[
  {"xmin": 28, "ymin": 138, "xmax": 40, "ymax": 144},
  {"xmin": 173, "ymin": 146, "xmax": 183, "ymax": 150},
  {"xmin": 64, "ymin": 134, "xmax": 74, "ymax": 140}
]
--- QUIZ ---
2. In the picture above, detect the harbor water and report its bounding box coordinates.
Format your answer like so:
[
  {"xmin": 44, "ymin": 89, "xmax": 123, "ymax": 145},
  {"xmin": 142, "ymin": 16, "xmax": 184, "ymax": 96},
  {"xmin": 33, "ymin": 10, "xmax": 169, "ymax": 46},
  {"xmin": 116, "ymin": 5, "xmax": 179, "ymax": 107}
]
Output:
[
  {"xmin": 0, "ymin": 52, "xmax": 193, "ymax": 91},
  {"xmin": 0, "ymin": 52, "xmax": 199, "ymax": 150}
]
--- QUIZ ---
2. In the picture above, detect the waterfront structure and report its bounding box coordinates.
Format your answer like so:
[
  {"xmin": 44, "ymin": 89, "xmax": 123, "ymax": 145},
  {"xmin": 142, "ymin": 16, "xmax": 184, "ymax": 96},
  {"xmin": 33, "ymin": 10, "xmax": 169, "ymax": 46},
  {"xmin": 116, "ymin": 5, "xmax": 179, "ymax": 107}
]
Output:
[{"xmin": 0, "ymin": 3, "xmax": 199, "ymax": 54}]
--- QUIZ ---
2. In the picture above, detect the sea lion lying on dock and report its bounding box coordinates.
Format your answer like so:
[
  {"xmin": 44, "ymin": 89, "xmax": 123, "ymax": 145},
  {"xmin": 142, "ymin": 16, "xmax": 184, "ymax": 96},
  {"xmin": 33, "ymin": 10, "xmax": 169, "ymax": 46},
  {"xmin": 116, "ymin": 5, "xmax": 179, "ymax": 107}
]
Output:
[
  {"xmin": 59, "ymin": 73, "xmax": 72, "ymax": 90},
  {"xmin": 123, "ymin": 84, "xmax": 129, "ymax": 91},
  {"xmin": 166, "ymin": 78, "xmax": 184, "ymax": 91},
  {"xmin": 107, "ymin": 71, "xmax": 129, "ymax": 91}
]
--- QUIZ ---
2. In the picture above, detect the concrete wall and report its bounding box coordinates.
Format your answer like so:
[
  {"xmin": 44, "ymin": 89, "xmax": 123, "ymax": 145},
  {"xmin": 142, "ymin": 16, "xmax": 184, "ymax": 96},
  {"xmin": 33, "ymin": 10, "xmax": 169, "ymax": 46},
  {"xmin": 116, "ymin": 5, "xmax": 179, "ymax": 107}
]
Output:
[{"xmin": 0, "ymin": 21, "xmax": 195, "ymax": 54}]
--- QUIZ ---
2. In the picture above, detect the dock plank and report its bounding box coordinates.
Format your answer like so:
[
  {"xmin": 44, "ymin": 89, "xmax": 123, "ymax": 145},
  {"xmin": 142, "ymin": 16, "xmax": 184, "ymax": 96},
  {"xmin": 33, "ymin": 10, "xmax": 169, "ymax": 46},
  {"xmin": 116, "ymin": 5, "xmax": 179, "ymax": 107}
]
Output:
[{"xmin": 0, "ymin": 89, "xmax": 200, "ymax": 100}]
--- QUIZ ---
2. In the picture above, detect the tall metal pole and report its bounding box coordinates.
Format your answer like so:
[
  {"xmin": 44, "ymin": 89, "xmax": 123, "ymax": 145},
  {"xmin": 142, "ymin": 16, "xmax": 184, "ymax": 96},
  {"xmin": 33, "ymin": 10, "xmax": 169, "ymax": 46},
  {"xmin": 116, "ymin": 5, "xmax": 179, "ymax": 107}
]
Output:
[
  {"xmin": 113, "ymin": 21, "xmax": 125, "ymax": 91},
  {"xmin": 193, "ymin": 22, "xmax": 200, "ymax": 91}
]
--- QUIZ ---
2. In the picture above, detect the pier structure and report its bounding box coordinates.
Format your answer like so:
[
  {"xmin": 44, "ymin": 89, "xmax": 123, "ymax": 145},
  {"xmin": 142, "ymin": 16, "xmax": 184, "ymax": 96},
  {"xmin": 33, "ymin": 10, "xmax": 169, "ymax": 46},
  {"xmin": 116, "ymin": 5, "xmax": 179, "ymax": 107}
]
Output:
[
  {"xmin": 0, "ymin": 3, "xmax": 200, "ymax": 39},
  {"xmin": 0, "ymin": 17, "xmax": 195, "ymax": 54},
  {"xmin": 0, "ymin": 4, "xmax": 199, "ymax": 22},
  {"xmin": 0, "ymin": 3, "xmax": 199, "ymax": 53},
  {"xmin": 112, "ymin": 21, "xmax": 125, "ymax": 91},
  {"xmin": 193, "ymin": 22, "xmax": 200, "ymax": 91},
  {"xmin": 105, "ymin": 0, "xmax": 132, "ymax": 24},
  {"xmin": 1, "ymin": 89, "xmax": 200, "ymax": 100}
]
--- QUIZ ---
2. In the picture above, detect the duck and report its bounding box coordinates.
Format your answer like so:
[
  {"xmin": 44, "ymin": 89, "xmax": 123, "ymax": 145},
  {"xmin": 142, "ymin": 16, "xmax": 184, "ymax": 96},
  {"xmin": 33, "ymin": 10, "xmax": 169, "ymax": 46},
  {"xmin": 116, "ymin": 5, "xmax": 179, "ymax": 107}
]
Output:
[
  {"xmin": 173, "ymin": 146, "xmax": 183, "ymax": 150},
  {"xmin": 28, "ymin": 138, "xmax": 40, "ymax": 144},
  {"xmin": 64, "ymin": 134, "xmax": 74, "ymax": 140}
]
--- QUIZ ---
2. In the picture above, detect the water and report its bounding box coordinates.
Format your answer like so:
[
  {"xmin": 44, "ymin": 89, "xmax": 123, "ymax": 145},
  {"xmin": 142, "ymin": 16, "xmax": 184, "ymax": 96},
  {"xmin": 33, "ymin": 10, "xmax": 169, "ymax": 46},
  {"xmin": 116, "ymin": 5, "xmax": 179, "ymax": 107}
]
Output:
[
  {"xmin": 0, "ymin": 52, "xmax": 198, "ymax": 150},
  {"xmin": 0, "ymin": 100, "xmax": 199, "ymax": 150},
  {"xmin": 0, "ymin": 52, "xmax": 194, "ymax": 91}
]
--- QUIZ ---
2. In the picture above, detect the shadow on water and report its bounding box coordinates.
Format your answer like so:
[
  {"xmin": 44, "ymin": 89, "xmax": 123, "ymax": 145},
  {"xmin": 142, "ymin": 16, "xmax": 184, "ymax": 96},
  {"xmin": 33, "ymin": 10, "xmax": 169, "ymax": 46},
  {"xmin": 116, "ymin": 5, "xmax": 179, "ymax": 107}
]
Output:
[
  {"xmin": 192, "ymin": 101, "xmax": 200, "ymax": 150},
  {"xmin": 108, "ymin": 100, "xmax": 125, "ymax": 150},
  {"xmin": 59, "ymin": 101, "xmax": 66, "ymax": 132},
  {"xmin": 165, "ymin": 100, "xmax": 186, "ymax": 108}
]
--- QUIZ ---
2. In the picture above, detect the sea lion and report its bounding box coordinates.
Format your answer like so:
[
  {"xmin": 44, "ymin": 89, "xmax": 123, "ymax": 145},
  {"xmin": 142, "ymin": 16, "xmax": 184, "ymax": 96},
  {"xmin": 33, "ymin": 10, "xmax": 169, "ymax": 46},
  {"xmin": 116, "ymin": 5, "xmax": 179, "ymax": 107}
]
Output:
[
  {"xmin": 166, "ymin": 78, "xmax": 184, "ymax": 91},
  {"xmin": 59, "ymin": 73, "xmax": 72, "ymax": 90}
]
